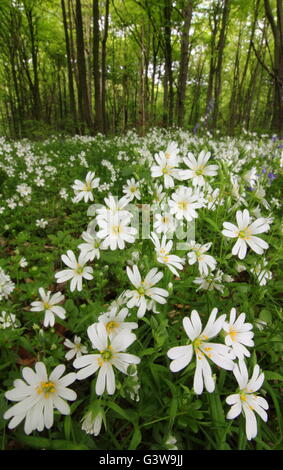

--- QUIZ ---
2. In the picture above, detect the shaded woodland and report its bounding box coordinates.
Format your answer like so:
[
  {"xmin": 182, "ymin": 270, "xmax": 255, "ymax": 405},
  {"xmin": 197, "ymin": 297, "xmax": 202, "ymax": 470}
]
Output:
[{"xmin": 0, "ymin": 0, "xmax": 282, "ymax": 138}]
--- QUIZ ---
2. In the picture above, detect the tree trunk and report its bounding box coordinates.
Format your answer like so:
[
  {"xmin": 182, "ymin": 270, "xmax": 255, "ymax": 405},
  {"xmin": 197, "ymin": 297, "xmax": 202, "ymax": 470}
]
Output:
[
  {"xmin": 264, "ymin": 0, "xmax": 283, "ymax": 135},
  {"xmin": 75, "ymin": 0, "xmax": 92, "ymax": 132},
  {"xmin": 101, "ymin": 0, "xmax": 109, "ymax": 133},
  {"xmin": 61, "ymin": 0, "xmax": 77, "ymax": 131},
  {"xmin": 176, "ymin": 0, "xmax": 193, "ymax": 127},
  {"xmin": 162, "ymin": 0, "xmax": 174, "ymax": 127},
  {"xmin": 93, "ymin": 0, "xmax": 103, "ymax": 133},
  {"xmin": 24, "ymin": 2, "xmax": 41, "ymax": 121},
  {"xmin": 212, "ymin": 0, "xmax": 230, "ymax": 128}
]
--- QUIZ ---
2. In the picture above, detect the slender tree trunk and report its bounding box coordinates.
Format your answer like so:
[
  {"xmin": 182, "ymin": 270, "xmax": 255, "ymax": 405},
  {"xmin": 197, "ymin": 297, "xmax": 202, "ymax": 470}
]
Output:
[
  {"xmin": 212, "ymin": 0, "xmax": 230, "ymax": 128},
  {"xmin": 176, "ymin": 0, "xmax": 193, "ymax": 127},
  {"xmin": 162, "ymin": 0, "xmax": 174, "ymax": 127},
  {"xmin": 264, "ymin": 0, "xmax": 283, "ymax": 135},
  {"xmin": 93, "ymin": 0, "xmax": 103, "ymax": 132},
  {"xmin": 24, "ymin": 3, "xmax": 41, "ymax": 121},
  {"xmin": 61, "ymin": 0, "xmax": 77, "ymax": 131},
  {"xmin": 139, "ymin": 22, "xmax": 146, "ymax": 136},
  {"xmin": 75, "ymin": 0, "xmax": 92, "ymax": 132},
  {"xmin": 101, "ymin": 0, "xmax": 109, "ymax": 133}
]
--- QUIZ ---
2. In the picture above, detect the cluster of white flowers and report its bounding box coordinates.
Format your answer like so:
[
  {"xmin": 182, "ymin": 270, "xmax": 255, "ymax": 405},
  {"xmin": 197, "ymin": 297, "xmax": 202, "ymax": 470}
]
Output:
[
  {"xmin": 0, "ymin": 268, "xmax": 15, "ymax": 300},
  {"xmin": 95, "ymin": 195, "xmax": 137, "ymax": 251},
  {"xmin": 167, "ymin": 307, "xmax": 267, "ymax": 440},
  {"xmin": 2, "ymin": 133, "xmax": 279, "ymax": 444}
]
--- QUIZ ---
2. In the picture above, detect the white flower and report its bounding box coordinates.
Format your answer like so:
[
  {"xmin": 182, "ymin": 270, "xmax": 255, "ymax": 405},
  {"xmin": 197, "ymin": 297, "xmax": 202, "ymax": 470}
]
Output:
[
  {"xmin": 162, "ymin": 141, "xmax": 180, "ymax": 166},
  {"xmin": 226, "ymin": 360, "xmax": 268, "ymax": 440},
  {"xmin": 64, "ymin": 336, "xmax": 88, "ymax": 361},
  {"xmin": 254, "ymin": 319, "xmax": 267, "ymax": 331},
  {"xmin": 30, "ymin": 288, "xmax": 66, "ymax": 327},
  {"xmin": 165, "ymin": 435, "xmax": 178, "ymax": 450},
  {"xmin": 167, "ymin": 308, "xmax": 235, "ymax": 394},
  {"xmin": 125, "ymin": 265, "xmax": 169, "ymax": 318},
  {"xmin": 16, "ymin": 183, "xmax": 32, "ymax": 197},
  {"xmin": 0, "ymin": 268, "xmax": 15, "ymax": 300},
  {"xmin": 0, "ymin": 311, "xmax": 20, "ymax": 329},
  {"xmin": 36, "ymin": 219, "xmax": 48, "ymax": 229},
  {"xmin": 179, "ymin": 150, "xmax": 218, "ymax": 186},
  {"xmin": 222, "ymin": 209, "xmax": 270, "ymax": 259},
  {"xmin": 73, "ymin": 171, "xmax": 100, "ymax": 203},
  {"xmin": 81, "ymin": 408, "xmax": 105, "ymax": 436},
  {"xmin": 250, "ymin": 260, "xmax": 272, "ymax": 286},
  {"xmin": 187, "ymin": 241, "xmax": 217, "ymax": 276},
  {"xmin": 74, "ymin": 323, "xmax": 140, "ymax": 395},
  {"xmin": 96, "ymin": 195, "xmax": 131, "ymax": 222},
  {"xmin": 244, "ymin": 168, "xmax": 258, "ymax": 187},
  {"xmin": 4, "ymin": 362, "xmax": 77, "ymax": 435},
  {"xmin": 98, "ymin": 307, "xmax": 138, "ymax": 339},
  {"xmin": 59, "ymin": 188, "xmax": 68, "ymax": 200},
  {"xmin": 152, "ymin": 184, "xmax": 165, "ymax": 205},
  {"xmin": 55, "ymin": 250, "xmax": 93, "ymax": 292},
  {"xmin": 222, "ymin": 308, "xmax": 254, "ymax": 359},
  {"xmin": 19, "ymin": 257, "xmax": 28, "ymax": 268},
  {"xmin": 153, "ymin": 212, "xmax": 176, "ymax": 234},
  {"xmin": 193, "ymin": 269, "xmax": 230, "ymax": 293},
  {"xmin": 230, "ymin": 176, "xmax": 247, "ymax": 206},
  {"xmin": 254, "ymin": 186, "xmax": 270, "ymax": 210},
  {"xmin": 78, "ymin": 230, "xmax": 105, "ymax": 261},
  {"xmin": 151, "ymin": 151, "xmax": 181, "ymax": 189},
  {"xmin": 169, "ymin": 186, "xmax": 203, "ymax": 221},
  {"xmin": 150, "ymin": 232, "xmax": 184, "ymax": 276},
  {"xmin": 123, "ymin": 178, "xmax": 141, "ymax": 201},
  {"xmin": 204, "ymin": 187, "xmax": 223, "ymax": 210},
  {"xmin": 97, "ymin": 213, "xmax": 137, "ymax": 250},
  {"xmin": 108, "ymin": 291, "xmax": 129, "ymax": 311}
]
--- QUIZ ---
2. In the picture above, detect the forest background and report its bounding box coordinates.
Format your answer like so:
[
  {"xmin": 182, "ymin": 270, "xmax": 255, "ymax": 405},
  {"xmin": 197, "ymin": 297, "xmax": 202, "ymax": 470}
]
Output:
[{"xmin": 0, "ymin": 0, "xmax": 283, "ymax": 140}]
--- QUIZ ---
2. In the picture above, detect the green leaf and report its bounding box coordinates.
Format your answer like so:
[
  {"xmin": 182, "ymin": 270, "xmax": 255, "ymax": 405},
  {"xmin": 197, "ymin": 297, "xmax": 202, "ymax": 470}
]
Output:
[
  {"xmin": 128, "ymin": 426, "xmax": 142, "ymax": 450},
  {"xmin": 265, "ymin": 371, "xmax": 283, "ymax": 382},
  {"xmin": 203, "ymin": 217, "xmax": 219, "ymax": 231},
  {"xmin": 16, "ymin": 434, "xmax": 89, "ymax": 450},
  {"xmin": 107, "ymin": 401, "xmax": 137, "ymax": 423}
]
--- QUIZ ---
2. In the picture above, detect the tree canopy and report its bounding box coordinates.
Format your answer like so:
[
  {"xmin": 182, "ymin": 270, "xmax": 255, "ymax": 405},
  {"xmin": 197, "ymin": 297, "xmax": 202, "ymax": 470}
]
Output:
[{"xmin": 0, "ymin": 0, "xmax": 282, "ymax": 138}]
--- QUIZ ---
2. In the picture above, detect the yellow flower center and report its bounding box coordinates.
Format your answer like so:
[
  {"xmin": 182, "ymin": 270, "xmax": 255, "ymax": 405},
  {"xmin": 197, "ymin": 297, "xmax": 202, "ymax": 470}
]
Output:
[
  {"xmin": 37, "ymin": 381, "xmax": 56, "ymax": 398},
  {"xmin": 238, "ymin": 227, "xmax": 252, "ymax": 240},
  {"xmin": 98, "ymin": 347, "xmax": 114, "ymax": 366},
  {"xmin": 106, "ymin": 320, "xmax": 119, "ymax": 334},
  {"xmin": 76, "ymin": 264, "xmax": 84, "ymax": 274},
  {"xmin": 137, "ymin": 286, "xmax": 145, "ymax": 295},
  {"xmin": 178, "ymin": 201, "xmax": 188, "ymax": 211},
  {"xmin": 112, "ymin": 225, "xmax": 121, "ymax": 235},
  {"xmin": 192, "ymin": 335, "xmax": 209, "ymax": 358},
  {"xmin": 165, "ymin": 152, "xmax": 171, "ymax": 159},
  {"xmin": 229, "ymin": 328, "xmax": 237, "ymax": 341},
  {"xmin": 162, "ymin": 217, "xmax": 169, "ymax": 224},
  {"xmin": 83, "ymin": 183, "xmax": 92, "ymax": 192},
  {"xmin": 240, "ymin": 392, "xmax": 247, "ymax": 402},
  {"xmin": 195, "ymin": 166, "xmax": 204, "ymax": 176},
  {"xmin": 130, "ymin": 186, "xmax": 136, "ymax": 193},
  {"xmin": 43, "ymin": 302, "xmax": 51, "ymax": 310}
]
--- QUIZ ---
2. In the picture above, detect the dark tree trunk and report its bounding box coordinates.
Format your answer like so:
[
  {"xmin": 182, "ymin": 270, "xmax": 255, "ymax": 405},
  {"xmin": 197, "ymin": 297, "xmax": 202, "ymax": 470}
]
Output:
[
  {"xmin": 61, "ymin": 0, "xmax": 77, "ymax": 131},
  {"xmin": 101, "ymin": 0, "xmax": 109, "ymax": 133},
  {"xmin": 162, "ymin": 0, "xmax": 174, "ymax": 127},
  {"xmin": 93, "ymin": 0, "xmax": 103, "ymax": 133},
  {"xmin": 264, "ymin": 0, "xmax": 283, "ymax": 135},
  {"xmin": 24, "ymin": 2, "xmax": 41, "ymax": 121},
  {"xmin": 176, "ymin": 0, "xmax": 193, "ymax": 127},
  {"xmin": 75, "ymin": 0, "xmax": 92, "ymax": 132},
  {"xmin": 212, "ymin": 0, "xmax": 230, "ymax": 128}
]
